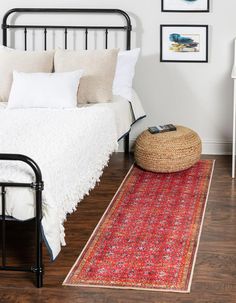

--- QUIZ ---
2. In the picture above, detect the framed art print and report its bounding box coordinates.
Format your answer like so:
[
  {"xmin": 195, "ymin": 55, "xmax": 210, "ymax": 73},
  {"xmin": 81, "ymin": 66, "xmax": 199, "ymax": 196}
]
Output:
[
  {"xmin": 162, "ymin": 0, "xmax": 210, "ymax": 13},
  {"xmin": 160, "ymin": 25, "xmax": 208, "ymax": 63}
]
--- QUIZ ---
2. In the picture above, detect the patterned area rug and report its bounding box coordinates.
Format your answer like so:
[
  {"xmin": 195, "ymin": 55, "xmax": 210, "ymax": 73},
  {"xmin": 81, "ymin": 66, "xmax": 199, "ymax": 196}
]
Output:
[{"xmin": 63, "ymin": 160, "xmax": 214, "ymax": 293}]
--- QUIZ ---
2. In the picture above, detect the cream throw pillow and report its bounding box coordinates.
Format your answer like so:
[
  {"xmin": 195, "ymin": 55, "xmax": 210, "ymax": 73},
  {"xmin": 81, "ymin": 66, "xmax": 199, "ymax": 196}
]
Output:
[
  {"xmin": 54, "ymin": 49, "xmax": 119, "ymax": 104},
  {"xmin": 0, "ymin": 47, "xmax": 54, "ymax": 102}
]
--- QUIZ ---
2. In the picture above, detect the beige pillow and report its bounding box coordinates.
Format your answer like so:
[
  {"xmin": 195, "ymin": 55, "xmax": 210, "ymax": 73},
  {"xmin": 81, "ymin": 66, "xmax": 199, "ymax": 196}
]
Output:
[
  {"xmin": 0, "ymin": 47, "xmax": 54, "ymax": 102},
  {"xmin": 54, "ymin": 49, "xmax": 119, "ymax": 104}
]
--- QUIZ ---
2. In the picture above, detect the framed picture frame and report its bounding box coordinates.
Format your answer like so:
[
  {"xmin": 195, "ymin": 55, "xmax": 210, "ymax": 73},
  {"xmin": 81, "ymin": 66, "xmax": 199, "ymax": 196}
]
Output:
[
  {"xmin": 160, "ymin": 25, "xmax": 208, "ymax": 63},
  {"xmin": 161, "ymin": 0, "xmax": 210, "ymax": 13}
]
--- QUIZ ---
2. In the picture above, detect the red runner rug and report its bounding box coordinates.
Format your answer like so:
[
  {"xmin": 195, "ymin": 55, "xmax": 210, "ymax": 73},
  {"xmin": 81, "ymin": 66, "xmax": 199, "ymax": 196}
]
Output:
[{"xmin": 64, "ymin": 160, "xmax": 214, "ymax": 292}]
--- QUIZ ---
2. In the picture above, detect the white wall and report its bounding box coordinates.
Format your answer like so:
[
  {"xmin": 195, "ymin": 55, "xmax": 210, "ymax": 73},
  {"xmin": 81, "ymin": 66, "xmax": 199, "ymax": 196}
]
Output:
[{"xmin": 0, "ymin": 0, "xmax": 235, "ymax": 154}]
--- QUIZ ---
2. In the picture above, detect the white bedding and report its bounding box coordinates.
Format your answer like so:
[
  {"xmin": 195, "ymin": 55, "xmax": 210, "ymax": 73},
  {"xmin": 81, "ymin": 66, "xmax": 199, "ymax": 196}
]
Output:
[
  {"xmin": 0, "ymin": 92, "xmax": 145, "ymax": 260},
  {"xmin": 79, "ymin": 95, "xmax": 133, "ymax": 140},
  {"xmin": 79, "ymin": 90, "xmax": 145, "ymax": 140},
  {"xmin": 0, "ymin": 107, "xmax": 118, "ymax": 260},
  {"xmin": 0, "ymin": 90, "xmax": 145, "ymax": 140}
]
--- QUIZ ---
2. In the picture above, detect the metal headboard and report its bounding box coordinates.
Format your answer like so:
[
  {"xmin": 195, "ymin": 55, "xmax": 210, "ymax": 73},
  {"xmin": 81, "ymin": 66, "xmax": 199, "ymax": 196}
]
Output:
[{"xmin": 2, "ymin": 8, "xmax": 132, "ymax": 51}]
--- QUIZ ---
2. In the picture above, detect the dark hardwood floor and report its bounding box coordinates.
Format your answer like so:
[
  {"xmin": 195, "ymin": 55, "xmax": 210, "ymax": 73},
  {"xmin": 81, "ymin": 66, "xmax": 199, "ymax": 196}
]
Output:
[{"xmin": 0, "ymin": 154, "xmax": 235, "ymax": 303}]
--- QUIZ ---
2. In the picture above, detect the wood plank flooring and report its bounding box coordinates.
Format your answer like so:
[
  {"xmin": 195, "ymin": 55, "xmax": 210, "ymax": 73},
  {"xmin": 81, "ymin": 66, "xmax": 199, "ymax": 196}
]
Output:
[{"xmin": 0, "ymin": 154, "xmax": 235, "ymax": 303}]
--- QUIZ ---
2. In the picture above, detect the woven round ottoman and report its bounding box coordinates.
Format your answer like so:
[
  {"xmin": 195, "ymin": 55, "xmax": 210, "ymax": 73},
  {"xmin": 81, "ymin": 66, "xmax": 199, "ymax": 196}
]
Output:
[{"xmin": 134, "ymin": 126, "xmax": 202, "ymax": 173}]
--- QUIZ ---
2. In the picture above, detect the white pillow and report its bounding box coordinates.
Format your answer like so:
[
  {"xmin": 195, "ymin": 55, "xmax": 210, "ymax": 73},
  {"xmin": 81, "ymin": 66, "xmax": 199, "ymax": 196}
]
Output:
[
  {"xmin": 7, "ymin": 70, "xmax": 83, "ymax": 109},
  {"xmin": 112, "ymin": 48, "xmax": 140, "ymax": 101}
]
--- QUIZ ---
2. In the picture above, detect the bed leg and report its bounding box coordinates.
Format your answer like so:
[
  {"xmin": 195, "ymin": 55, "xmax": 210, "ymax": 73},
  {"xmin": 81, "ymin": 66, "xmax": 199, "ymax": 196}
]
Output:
[
  {"xmin": 124, "ymin": 133, "xmax": 130, "ymax": 156},
  {"xmin": 34, "ymin": 181, "xmax": 44, "ymax": 288},
  {"xmin": 36, "ymin": 267, "xmax": 43, "ymax": 288},
  {"xmin": 1, "ymin": 186, "xmax": 7, "ymax": 268}
]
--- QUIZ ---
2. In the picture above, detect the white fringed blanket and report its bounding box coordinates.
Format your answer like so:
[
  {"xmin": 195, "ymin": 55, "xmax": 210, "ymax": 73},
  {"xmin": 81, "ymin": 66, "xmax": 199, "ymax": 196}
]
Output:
[{"xmin": 0, "ymin": 107, "xmax": 118, "ymax": 259}]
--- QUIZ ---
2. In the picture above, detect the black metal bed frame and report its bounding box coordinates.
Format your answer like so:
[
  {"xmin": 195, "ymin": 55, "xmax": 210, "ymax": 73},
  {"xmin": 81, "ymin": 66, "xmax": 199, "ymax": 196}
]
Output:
[{"xmin": 0, "ymin": 8, "xmax": 132, "ymax": 287}]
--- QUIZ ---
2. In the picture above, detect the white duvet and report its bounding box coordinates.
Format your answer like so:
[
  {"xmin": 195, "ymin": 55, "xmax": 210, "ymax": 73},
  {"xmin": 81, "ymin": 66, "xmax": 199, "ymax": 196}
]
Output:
[{"xmin": 0, "ymin": 107, "xmax": 118, "ymax": 260}]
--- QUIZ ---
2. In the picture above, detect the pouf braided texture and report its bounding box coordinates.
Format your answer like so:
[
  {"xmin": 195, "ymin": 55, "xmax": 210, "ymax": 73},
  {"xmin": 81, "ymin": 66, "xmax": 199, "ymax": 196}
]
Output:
[{"xmin": 134, "ymin": 126, "xmax": 202, "ymax": 173}]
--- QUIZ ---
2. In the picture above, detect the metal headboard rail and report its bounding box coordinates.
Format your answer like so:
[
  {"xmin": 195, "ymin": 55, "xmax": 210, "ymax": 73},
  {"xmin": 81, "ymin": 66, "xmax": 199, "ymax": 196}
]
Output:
[{"xmin": 2, "ymin": 8, "xmax": 132, "ymax": 51}]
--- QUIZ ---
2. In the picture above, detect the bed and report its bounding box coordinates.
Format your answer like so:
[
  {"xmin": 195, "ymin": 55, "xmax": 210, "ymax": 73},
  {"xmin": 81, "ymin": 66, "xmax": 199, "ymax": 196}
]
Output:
[{"xmin": 0, "ymin": 8, "xmax": 145, "ymax": 287}]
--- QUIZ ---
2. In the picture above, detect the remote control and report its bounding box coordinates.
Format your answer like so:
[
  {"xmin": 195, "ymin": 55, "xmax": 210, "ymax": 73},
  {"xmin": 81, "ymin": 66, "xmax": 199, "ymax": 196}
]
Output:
[
  {"xmin": 148, "ymin": 124, "xmax": 177, "ymax": 134},
  {"xmin": 148, "ymin": 127, "xmax": 159, "ymax": 134}
]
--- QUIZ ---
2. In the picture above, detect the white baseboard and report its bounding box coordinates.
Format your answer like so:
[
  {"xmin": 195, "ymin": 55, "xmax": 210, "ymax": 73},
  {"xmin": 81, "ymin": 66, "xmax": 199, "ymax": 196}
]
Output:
[
  {"xmin": 201, "ymin": 140, "xmax": 232, "ymax": 155},
  {"xmin": 118, "ymin": 139, "xmax": 232, "ymax": 155}
]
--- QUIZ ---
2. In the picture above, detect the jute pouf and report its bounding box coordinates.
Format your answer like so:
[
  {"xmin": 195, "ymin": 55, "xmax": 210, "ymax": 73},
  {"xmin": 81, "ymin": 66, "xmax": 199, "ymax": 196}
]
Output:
[{"xmin": 134, "ymin": 126, "xmax": 202, "ymax": 173}]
